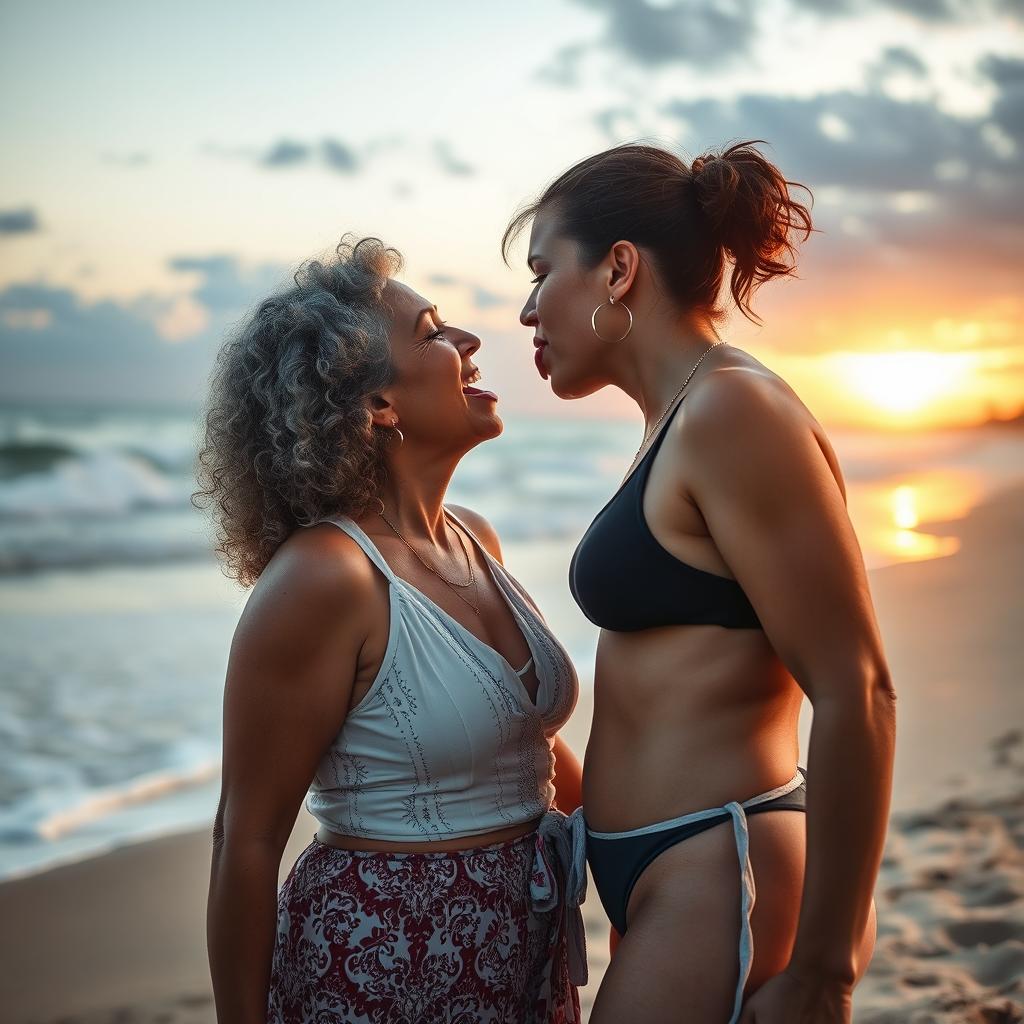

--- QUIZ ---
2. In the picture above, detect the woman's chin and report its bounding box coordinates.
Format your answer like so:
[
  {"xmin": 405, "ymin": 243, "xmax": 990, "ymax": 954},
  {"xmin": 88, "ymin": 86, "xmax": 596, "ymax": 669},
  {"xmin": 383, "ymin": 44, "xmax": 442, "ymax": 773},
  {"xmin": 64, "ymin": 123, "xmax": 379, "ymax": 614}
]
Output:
[
  {"xmin": 549, "ymin": 367, "xmax": 604, "ymax": 401},
  {"xmin": 468, "ymin": 408, "xmax": 503, "ymax": 440},
  {"xmin": 548, "ymin": 373, "xmax": 578, "ymax": 401}
]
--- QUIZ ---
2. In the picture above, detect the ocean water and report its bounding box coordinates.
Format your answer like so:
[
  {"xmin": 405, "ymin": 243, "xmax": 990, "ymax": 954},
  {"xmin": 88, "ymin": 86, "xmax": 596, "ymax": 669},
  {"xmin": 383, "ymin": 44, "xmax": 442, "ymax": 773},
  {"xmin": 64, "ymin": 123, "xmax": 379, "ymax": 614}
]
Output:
[{"xmin": 1, "ymin": 399, "xmax": 1022, "ymax": 880}]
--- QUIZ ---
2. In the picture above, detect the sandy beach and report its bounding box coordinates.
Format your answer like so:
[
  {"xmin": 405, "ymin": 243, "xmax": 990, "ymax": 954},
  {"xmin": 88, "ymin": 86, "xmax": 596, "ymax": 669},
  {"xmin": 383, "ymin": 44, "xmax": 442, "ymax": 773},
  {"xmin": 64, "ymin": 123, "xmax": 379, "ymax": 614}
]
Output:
[{"xmin": 2, "ymin": 481, "xmax": 1022, "ymax": 1023}]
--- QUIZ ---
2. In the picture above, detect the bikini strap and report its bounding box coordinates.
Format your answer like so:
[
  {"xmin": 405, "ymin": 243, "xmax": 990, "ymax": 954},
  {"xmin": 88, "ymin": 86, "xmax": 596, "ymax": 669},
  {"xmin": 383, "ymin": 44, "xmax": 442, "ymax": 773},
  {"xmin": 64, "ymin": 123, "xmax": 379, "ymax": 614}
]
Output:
[{"xmin": 638, "ymin": 391, "xmax": 689, "ymax": 471}]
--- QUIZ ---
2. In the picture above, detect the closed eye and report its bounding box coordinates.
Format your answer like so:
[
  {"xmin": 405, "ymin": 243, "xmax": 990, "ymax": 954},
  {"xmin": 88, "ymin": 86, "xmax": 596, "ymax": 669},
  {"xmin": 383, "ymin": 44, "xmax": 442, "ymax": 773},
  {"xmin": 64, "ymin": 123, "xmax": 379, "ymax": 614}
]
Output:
[{"xmin": 419, "ymin": 320, "xmax": 449, "ymax": 345}]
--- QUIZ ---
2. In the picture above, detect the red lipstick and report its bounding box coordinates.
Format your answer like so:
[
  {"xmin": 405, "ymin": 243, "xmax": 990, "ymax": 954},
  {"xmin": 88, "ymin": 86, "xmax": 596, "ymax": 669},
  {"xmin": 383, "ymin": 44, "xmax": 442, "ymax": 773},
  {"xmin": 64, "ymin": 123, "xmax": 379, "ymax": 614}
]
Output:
[{"xmin": 533, "ymin": 339, "xmax": 549, "ymax": 380}]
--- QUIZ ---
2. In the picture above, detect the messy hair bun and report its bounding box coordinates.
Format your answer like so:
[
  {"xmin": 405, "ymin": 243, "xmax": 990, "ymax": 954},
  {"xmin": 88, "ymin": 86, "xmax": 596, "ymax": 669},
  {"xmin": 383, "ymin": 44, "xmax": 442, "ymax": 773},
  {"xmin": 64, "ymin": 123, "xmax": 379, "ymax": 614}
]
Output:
[
  {"xmin": 689, "ymin": 141, "xmax": 814, "ymax": 323},
  {"xmin": 502, "ymin": 139, "xmax": 814, "ymax": 326}
]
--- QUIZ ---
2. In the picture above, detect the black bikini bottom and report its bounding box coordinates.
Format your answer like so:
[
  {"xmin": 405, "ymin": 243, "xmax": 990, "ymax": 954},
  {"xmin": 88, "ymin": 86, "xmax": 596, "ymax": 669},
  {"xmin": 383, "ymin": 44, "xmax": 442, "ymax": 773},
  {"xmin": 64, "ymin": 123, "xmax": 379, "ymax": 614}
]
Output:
[{"xmin": 586, "ymin": 766, "xmax": 808, "ymax": 937}]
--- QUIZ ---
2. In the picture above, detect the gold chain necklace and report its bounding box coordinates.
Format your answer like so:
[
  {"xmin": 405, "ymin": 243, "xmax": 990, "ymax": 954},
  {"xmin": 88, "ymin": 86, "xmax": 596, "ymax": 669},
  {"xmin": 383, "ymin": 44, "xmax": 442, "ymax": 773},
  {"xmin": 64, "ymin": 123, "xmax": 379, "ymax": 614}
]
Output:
[
  {"xmin": 633, "ymin": 341, "xmax": 729, "ymax": 461},
  {"xmin": 377, "ymin": 508, "xmax": 481, "ymax": 616}
]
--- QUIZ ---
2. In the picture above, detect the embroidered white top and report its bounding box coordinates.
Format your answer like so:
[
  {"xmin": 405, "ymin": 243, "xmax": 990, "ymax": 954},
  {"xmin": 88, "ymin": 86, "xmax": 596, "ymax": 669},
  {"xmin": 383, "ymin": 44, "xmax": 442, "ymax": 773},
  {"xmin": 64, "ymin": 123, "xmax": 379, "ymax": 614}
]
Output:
[{"xmin": 304, "ymin": 509, "xmax": 580, "ymax": 843}]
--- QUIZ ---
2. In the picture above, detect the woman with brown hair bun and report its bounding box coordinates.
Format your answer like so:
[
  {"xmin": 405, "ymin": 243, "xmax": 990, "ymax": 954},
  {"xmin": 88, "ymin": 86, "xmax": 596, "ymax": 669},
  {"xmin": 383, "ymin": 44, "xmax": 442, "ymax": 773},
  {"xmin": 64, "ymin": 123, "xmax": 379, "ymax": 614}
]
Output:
[
  {"xmin": 200, "ymin": 235, "xmax": 586, "ymax": 1023},
  {"xmin": 505, "ymin": 141, "xmax": 896, "ymax": 1023}
]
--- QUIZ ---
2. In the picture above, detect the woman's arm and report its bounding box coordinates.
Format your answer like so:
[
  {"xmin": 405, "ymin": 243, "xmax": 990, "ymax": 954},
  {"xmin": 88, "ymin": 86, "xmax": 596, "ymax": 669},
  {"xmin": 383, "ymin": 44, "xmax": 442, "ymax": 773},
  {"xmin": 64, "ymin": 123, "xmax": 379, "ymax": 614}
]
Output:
[
  {"xmin": 207, "ymin": 528, "xmax": 375, "ymax": 1024},
  {"xmin": 683, "ymin": 372, "xmax": 896, "ymax": 1004}
]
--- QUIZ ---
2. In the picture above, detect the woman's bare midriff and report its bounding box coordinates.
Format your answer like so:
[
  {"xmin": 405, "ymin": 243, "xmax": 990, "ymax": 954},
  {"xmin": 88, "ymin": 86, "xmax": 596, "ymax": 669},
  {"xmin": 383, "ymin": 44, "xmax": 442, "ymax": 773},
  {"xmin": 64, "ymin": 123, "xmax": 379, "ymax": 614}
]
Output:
[
  {"xmin": 583, "ymin": 624, "xmax": 805, "ymax": 832},
  {"xmin": 314, "ymin": 814, "xmax": 546, "ymax": 853}
]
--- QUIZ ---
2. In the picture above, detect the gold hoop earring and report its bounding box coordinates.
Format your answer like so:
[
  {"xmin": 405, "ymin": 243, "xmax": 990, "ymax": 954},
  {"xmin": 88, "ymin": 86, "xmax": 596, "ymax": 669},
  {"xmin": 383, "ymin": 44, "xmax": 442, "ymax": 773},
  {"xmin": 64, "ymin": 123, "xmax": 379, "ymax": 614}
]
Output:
[
  {"xmin": 591, "ymin": 295, "xmax": 633, "ymax": 343},
  {"xmin": 390, "ymin": 420, "xmax": 404, "ymax": 446}
]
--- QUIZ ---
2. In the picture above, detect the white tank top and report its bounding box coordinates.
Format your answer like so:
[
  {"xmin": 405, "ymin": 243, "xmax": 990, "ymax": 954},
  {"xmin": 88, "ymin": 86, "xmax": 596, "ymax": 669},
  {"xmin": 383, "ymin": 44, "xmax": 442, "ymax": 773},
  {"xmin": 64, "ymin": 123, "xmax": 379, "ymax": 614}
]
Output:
[{"xmin": 304, "ymin": 510, "xmax": 580, "ymax": 842}]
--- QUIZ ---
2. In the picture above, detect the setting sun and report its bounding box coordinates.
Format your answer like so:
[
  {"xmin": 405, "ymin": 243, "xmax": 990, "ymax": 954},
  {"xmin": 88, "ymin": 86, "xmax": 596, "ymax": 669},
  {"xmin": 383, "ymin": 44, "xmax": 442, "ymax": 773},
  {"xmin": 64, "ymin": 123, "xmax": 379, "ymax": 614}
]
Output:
[{"xmin": 838, "ymin": 351, "xmax": 976, "ymax": 416}]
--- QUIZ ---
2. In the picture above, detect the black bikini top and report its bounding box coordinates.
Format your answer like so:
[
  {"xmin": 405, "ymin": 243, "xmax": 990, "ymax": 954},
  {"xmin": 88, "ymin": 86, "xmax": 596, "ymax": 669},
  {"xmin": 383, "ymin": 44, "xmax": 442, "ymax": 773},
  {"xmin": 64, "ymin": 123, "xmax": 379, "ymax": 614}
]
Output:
[{"xmin": 568, "ymin": 395, "xmax": 763, "ymax": 632}]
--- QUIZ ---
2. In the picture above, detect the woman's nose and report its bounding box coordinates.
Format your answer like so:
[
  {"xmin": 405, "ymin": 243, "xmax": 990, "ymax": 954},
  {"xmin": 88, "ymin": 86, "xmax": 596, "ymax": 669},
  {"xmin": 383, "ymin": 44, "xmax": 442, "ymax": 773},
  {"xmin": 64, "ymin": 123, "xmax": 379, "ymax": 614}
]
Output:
[
  {"xmin": 458, "ymin": 331, "xmax": 481, "ymax": 357},
  {"xmin": 520, "ymin": 302, "xmax": 538, "ymax": 328}
]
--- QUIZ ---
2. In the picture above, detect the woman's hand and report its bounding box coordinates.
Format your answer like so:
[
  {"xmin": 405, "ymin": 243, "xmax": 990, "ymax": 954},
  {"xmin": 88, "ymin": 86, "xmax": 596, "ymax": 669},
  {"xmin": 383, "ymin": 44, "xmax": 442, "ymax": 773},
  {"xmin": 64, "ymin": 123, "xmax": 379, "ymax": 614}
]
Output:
[{"xmin": 737, "ymin": 968, "xmax": 853, "ymax": 1024}]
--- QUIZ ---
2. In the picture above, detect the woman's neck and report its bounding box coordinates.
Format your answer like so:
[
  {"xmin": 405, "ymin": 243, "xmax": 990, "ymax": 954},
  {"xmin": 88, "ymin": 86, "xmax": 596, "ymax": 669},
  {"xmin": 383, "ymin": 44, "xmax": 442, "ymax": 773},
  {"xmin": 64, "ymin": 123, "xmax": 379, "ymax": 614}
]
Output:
[
  {"xmin": 374, "ymin": 447, "xmax": 461, "ymax": 545},
  {"xmin": 610, "ymin": 315, "xmax": 725, "ymax": 430}
]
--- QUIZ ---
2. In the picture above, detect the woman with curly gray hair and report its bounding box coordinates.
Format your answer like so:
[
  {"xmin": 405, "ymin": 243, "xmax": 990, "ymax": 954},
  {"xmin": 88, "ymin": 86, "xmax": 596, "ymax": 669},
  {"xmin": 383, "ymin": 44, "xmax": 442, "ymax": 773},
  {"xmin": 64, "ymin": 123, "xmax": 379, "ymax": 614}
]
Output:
[{"xmin": 200, "ymin": 236, "xmax": 586, "ymax": 1023}]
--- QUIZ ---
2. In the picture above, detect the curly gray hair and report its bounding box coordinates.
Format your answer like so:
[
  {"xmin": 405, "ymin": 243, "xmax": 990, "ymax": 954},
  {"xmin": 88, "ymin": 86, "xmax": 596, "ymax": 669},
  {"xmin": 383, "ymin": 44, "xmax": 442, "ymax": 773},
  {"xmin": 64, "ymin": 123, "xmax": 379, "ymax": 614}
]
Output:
[{"xmin": 193, "ymin": 234, "xmax": 403, "ymax": 587}]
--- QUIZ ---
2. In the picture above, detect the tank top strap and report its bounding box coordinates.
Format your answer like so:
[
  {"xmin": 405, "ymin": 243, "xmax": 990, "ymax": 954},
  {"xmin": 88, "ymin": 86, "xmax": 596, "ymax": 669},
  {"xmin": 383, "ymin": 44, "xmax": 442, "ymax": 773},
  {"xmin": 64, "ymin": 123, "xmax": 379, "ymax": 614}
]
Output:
[
  {"xmin": 319, "ymin": 516, "xmax": 398, "ymax": 583},
  {"xmin": 445, "ymin": 506, "xmax": 546, "ymax": 623},
  {"xmin": 444, "ymin": 506, "xmax": 514, "ymax": 590},
  {"xmin": 444, "ymin": 503, "xmax": 479, "ymax": 552}
]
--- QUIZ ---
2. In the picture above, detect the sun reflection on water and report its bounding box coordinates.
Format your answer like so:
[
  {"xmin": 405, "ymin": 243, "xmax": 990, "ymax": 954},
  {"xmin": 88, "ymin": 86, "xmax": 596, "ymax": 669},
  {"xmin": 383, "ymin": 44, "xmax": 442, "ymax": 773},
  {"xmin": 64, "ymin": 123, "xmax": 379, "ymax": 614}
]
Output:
[{"xmin": 849, "ymin": 473, "xmax": 980, "ymax": 567}]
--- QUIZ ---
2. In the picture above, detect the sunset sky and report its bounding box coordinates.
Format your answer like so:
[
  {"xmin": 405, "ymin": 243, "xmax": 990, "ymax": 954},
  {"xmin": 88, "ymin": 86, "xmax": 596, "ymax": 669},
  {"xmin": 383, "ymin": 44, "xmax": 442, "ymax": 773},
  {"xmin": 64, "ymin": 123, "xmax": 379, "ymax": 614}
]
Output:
[{"xmin": 1, "ymin": 0, "xmax": 1021, "ymax": 430}]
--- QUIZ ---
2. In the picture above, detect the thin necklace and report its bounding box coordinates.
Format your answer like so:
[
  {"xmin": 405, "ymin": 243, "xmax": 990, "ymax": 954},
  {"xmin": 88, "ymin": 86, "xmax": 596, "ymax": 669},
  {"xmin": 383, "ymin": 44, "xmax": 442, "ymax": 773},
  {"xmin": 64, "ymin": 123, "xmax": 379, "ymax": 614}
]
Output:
[
  {"xmin": 634, "ymin": 341, "xmax": 729, "ymax": 461},
  {"xmin": 377, "ymin": 507, "xmax": 481, "ymax": 616}
]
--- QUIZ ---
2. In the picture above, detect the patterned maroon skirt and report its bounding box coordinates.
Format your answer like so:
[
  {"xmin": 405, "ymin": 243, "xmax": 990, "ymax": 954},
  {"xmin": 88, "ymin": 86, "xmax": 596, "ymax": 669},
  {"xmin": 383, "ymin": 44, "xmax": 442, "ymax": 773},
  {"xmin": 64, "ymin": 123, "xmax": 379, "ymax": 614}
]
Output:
[{"xmin": 267, "ymin": 827, "xmax": 582, "ymax": 1024}]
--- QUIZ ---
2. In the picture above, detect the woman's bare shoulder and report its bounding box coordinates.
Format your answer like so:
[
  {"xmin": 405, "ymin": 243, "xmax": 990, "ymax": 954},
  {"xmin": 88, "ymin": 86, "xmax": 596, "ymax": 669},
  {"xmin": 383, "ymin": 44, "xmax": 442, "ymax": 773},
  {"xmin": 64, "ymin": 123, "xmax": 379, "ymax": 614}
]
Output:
[
  {"xmin": 680, "ymin": 362, "xmax": 847, "ymax": 501},
  {"xmin": 238, "ymin": 522, "xmax": 380, "ymax": 643}
]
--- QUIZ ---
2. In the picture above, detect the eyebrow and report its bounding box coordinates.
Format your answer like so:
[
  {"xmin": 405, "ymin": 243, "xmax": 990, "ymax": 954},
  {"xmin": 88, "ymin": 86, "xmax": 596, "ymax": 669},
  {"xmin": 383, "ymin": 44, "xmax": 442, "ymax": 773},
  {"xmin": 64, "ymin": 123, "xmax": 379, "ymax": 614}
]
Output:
[{"xmin": 415, "ymin": 304, "xmax": 439, "ymax": 327}]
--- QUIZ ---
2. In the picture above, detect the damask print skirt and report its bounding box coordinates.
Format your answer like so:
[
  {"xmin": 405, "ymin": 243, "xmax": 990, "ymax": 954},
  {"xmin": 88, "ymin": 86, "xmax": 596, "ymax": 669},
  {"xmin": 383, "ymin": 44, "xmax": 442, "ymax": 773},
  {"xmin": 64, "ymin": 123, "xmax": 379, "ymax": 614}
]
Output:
[{"xmin": 267, "ymin": 825, "xmax": 582, "ymax": 1024}]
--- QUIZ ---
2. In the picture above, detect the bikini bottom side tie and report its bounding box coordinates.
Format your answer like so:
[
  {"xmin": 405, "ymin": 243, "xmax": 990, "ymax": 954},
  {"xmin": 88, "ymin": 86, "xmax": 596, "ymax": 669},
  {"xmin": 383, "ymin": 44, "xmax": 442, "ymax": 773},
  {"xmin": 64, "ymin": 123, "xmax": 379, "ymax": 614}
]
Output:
[{"xmin": 723, "ymin": 798, "xmax": 756, "ymax": 1024}]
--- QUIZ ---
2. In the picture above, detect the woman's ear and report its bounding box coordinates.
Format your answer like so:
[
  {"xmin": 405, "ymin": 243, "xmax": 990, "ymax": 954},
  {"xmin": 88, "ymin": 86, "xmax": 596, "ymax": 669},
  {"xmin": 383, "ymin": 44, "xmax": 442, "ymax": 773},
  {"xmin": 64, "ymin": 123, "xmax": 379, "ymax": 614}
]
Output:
[
  {"xmin": 367, "ymin": 392, "xmax": 397, "ymax": 428},
  {"xmin": 606, "ymin": 240, "xmax": 640, "ymax": 298}
]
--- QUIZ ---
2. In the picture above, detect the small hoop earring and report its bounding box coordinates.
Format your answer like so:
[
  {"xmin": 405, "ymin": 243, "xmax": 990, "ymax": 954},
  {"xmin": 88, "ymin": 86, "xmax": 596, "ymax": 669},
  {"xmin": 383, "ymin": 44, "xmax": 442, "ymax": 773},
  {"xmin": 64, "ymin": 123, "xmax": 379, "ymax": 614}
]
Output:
[
  {"xmin": 391, "ymin": 421, "xmax": 404, "ymax": 446},
  {"xmin": 376, "ymin": 497, "xmax": 385, "ymax": 515},
  {"xmin": 591, "ymin": 295, "xmax": 634, "ymax": 343}
]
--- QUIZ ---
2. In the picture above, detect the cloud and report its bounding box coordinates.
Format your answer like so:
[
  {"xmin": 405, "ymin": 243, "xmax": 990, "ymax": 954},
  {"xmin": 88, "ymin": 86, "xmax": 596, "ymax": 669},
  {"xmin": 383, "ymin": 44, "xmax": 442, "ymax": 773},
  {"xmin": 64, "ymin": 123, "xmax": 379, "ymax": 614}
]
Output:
[
  {"xmin": 535, "ymin": 42, "xmax": 591, "ymax": 87},
  {"xmin": 213, "ymin": 136, "xmax": 362, "ymax": 175},
  {"xmin": 538, "ymin": 0, "xmax": 757, "ymax": 83},
  {"xmin": 427, "ymin": 273, "xmax": 459, "ymax": 287},
  {"xmin": 661, "ymin": 89, "xmax": 985, "ymax": 192},
  {"xmin": 0, "ymin": 254, "xmax": 290, "ymax": 402},
  {"xmin": 594, "ymin": 106, "xmax": 644, "ymax": 141},
  {"xmin": 320, "ymin": 138, "xmax": 360, "ymax": 174},
  {"xmin": 876, "ymin": 47, "xmax": 928, "ymax": 78},
  {"xmin": 618, "ymin": 70, "xmax": 1023, "ymax": 304},
  {"xmin": 0, "ymin": 208, "xmax": 41, "ymax": 235},
  {"xmin": 166, "ymin": 254, "xmax": 287, "ymax": 317},
  {"xmin": 864, "ymin": 45, "xmax": 930, "ymax": 92},
  {"xmin": 207, "ymin": 134, "xmax": 465, "ymax": 179},
  {"xmin": 433, "ymin": 140, "xmax": 474, "ymax": 176},
  {"xmin": 979, "ymin": 53, "xmax": 1024, "ymax": 150},
  {"xmin": 540, "ymin": 0, "xmax": 1019, "ymax": 87},
  {"xmin": 791, "ymin": 0, "xmax": 1021, "ymax": 21},
  {"xmin": 0, "ymin": 283, "xmax": 214, "ymax": 402},
  {"xmin": 471, "ymin": 285, "xmax": 506, "ymax": 309},
  {"xmin": 260, "ymin": 139, "xmax": 312, "ymax": 168}
]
